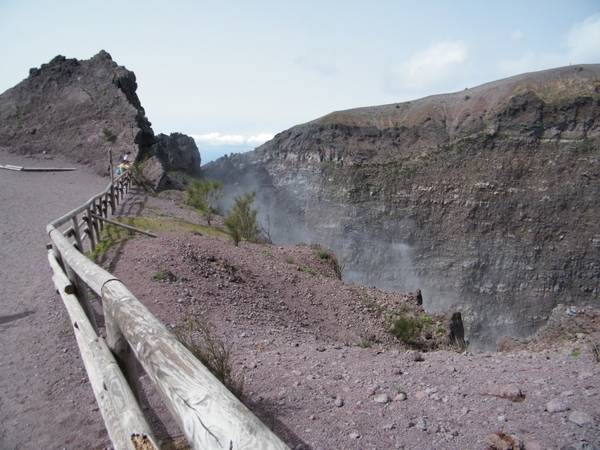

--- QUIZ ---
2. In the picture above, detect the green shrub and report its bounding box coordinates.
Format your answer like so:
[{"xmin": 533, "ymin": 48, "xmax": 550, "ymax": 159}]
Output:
[
  {"xmin": 184, "ymin": 180, "xmax": 224, "ymax": 226},
  {"xmin": 314, "ymin": 246, "xmax": 345, "ymax": 280},
  {"xmin": 224, "ymin": 192, "xmax": 261, "ymax": 245},
  {"xmin": 316, "ymin": 250, "xmax": 329, "ymax": 259},
  {"xmin": 301, "ymin": 267, "xmax": 317, "ymax": 276},
  {"xmin": 389, "ymin": 316, "xmax": 422, "ymax": 344},
  {"xmin": 102, "ymin": 128, "xmax": 117, "ymax": 142},
  {"xmin": 153, "ymin": 268, "xmax": 176, "ymax": 282},
  {"xmin": 153, "ymin": 269, "xmax": 167, "ymax": 280}
]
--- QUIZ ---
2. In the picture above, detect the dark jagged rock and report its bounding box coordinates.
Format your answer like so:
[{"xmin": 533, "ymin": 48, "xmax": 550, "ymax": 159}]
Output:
[
  {"xmin": 410, "ymin": 289, "xmax": 423, "ymax": 306},
  {"xmin": 152, "ymin": 132, "xmax": 201, "ymax": 175},
  {"xmin": 203, "ymin": 64, "xmax": 600, "ymax": 349},
  {"xmin": 137, "ymin": 131, "xmax": 203, "ymax": 191},
  {"xmin": 443, "ymin": 311, "xmax": 465, "ymax": 348},
  {"xmin": 145, "ymin": 132, "xmax": 201, "ymax": 190}
]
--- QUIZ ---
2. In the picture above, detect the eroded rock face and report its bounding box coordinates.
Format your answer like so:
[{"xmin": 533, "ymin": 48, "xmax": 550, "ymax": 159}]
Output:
[
  {"xmin": 0, "ymin": 50, "xmax": 156, "ymax": 176},
  {"xmin": 0, "ymin": 51, "xmax": 200, "ymax": 191},
  {"xmin": 203, "ymin": 65, "xmax": 600, "ymax": 349},
  {"xmin": 145, "ymin": 132, "xmax": 201, "ymax": 190},
  {"xmin": 152, "ymin": 132, "xmax": 201, "ymax": 174}
]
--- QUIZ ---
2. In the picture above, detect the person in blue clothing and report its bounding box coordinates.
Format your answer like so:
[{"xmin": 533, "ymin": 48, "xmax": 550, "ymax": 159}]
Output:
[{"xmin": 116, "ymin": 160, "xmax": 131, "ymax": 175}]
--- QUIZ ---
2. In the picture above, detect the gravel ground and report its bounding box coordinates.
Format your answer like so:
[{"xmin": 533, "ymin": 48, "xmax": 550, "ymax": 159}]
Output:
[
  {"xmin": 107, "ymin": 188, "xmax": 600, "ymax": 450},
  {"xmin": 0, "ymin": 149, "xmax": 110, "ymax": 449},
  {"xmin": 1, "ymin": 151, "xmax": 599, "ymax": 449}
]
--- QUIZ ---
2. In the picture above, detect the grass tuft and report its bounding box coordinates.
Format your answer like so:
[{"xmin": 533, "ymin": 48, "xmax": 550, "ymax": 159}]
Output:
[
  {"xmin": 389, "ymin": 316, "xmax": 422, "ymax": 345},
  {"xmin": 174, "ymin": 315, "xmax": 244, "ymax": 400}
]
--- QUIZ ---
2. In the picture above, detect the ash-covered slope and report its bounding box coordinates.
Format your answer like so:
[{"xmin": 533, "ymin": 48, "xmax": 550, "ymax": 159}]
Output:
[
  {"xmin": 202, "ymin": 64, "xmax": 600, "ymax": 350},
  {"xmin": 0, "ymin": 51, "xmax": 200, "ymax": 188}
]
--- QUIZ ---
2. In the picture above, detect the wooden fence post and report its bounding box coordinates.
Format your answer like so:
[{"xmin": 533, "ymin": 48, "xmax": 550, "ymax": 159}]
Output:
[
  {"xmin": 91, "ymin": 205, "xmax": 101, "ymax": 243},
  {"xmin": 47, "ymin": 173, "xmax": 290, "ymax": 450},
  {"xmin": 103, "ymin": 194, "xmax": 110, "ymax": 218},
  {"xmin": 94, "ymin": 200, "xmax": 103, "ymax": 232},
  {"xmin": 110, "ymin": 184, "xmax": 116, "ymax": 214},
  {"xmin": 48, "ymin": 251, "xmax": 158, "ymax": 450},
  {"xmin": 61, "ymin": 258, "xmax": 99, "ymax": 334},
  {"xmin": 71, "ymin": 216, "xmax": 84, "ymax": 253},
  {"xmin": 84, "ymin": 209, "xmax": 96, "ymax": 251},
  {"xmin": 103, "ymin": 303, "xmax": 141, "ymax": 404}
]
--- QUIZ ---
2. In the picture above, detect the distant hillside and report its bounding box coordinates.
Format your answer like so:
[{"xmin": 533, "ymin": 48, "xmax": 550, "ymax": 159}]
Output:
[{"xmin": 203, "ymin": 64, "xmax": 600, "ymax": 350}]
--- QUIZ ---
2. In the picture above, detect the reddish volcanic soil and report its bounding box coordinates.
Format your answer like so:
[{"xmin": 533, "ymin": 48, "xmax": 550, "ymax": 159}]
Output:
[{"xmin": 1, "ymin": 149, "xmax": 599, "ymax": 449}]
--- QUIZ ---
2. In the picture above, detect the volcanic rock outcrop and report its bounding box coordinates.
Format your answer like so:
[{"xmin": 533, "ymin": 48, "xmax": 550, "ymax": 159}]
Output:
[
  {"xmin": 144, "ymin": 132, "xmax": 202, "ymax": 191},
  {"xmin": 0, "ymin": 51, "xmax": 199, "ymax": 189},
  {"xmin": 202, "ymin": 64, "xmax": 600, "ymax": 349}
]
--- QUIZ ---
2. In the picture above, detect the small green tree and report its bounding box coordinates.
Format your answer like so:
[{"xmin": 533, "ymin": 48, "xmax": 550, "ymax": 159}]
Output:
[
  {"xmin": 224, "ymin": 191, "xmax": 260, "ymax": 245},
  {"xmin": 184, "ymin": 180, "xmax": 224, "ymax": 226}
]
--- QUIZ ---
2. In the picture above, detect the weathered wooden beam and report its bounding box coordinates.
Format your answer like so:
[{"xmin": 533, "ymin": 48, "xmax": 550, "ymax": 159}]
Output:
[
  {"xmin": 49, "ymin": 229, "xmax": 110, "ymax": 294},
  {"xmin": 48, "ymin": 229, "xmax": 288, "ymax": 449},
  {"xmin": 104, "ymin": 302, "xmax": 141, "ymax": 404},
  {"xmin": 102, "ymin": 280, "xmax": 290, "ymax": 450},
  {"xmin": 60, "ymin": 255, "xmax": 99, "ymax": 333},
  {"xmin": 91, "ymin": 204, "xmax": 101, "ymax": 241},
  {"xmin": 48, "ymin": 173, "xmax": 130, "ymax": 230},
  {"xmin": 21, "ymin": 167, "xmax": 77, "ymax": 172},
  {"xmin": 0, "ymin": 164, "xmax": 23, "ymax": 171},
  {"xmin": 90, "ymin": 213, "xmax": 157, "ymax": 238},
  {"xmin": 83, "ymin": 213, "xmax": 96, "ymax": 251},
  {"xmin": 71, "ymin": 216, "xmax": 84, "ymax": 253},
  {"xmin": 48, "ymin": 251, "xmax": 158, "ymax": 450},
  {"xmin": 109, "ymin": 185, "xmax": 116, "ymax": 215}
]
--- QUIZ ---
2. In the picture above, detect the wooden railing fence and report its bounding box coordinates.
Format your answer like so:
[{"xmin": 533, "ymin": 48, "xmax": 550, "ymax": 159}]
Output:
[{"xmin": 46, "ymin": 171, "xmax": 288, "ymax": 450}]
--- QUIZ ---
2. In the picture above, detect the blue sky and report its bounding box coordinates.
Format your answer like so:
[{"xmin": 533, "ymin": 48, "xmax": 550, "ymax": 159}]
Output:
[{"xmin": 1, "ymin": 1, "xmax": 599, "ymax": 163}]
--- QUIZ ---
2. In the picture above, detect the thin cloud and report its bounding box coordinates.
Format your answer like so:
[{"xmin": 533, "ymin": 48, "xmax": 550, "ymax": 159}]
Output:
[
  {"xmin": 497, "ymin": 13, "xmax": 600, "ymax": 77},
  {"xmin": 247, "ymin": 133, "xmax": 274, "ymax": 144},
  {"xmin": 511, "ymin": 29, "xmax": 524, "ymax": 41},
  {"xmin": 295, "ymin": 50, "xmax": 339, "ymax": 76},
  {"xmin": 564, "ymin": 13, "xmax": 600, "ymax": 63},
  {"xmin": 192, "ymin": 132, "xmax": 245, "ymax": 146},
  {"xmin": 384, "ymin": 41, "xmax": 468, "ymax": 93},
  {"xmin": 497, "ymin": 51, "xmax": 538, "ymax": 76},
  {"xmin": 192, "ymin": 132, "xmax": 273, "ymax": 147}
]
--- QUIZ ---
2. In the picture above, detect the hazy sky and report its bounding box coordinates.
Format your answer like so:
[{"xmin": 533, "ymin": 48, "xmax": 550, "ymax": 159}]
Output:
[{"xmin": 1, "ymin": 1, "xmax": 599, "ymax": 162}]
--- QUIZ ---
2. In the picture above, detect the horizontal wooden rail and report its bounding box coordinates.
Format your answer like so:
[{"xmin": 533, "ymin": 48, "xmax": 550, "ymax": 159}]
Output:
[
  {"xmin": 48, "ymin": 251, "xmax": 158, "ymax": 450},
  {"xmin": 89, "ymin": 213, "xmax": 157, "ymax": 238},
  {"xmin": 48, "ymin": 227, "xmax": 288, "ymax": 449},
  {"xmin": 49, "ymin": 172, "xmax": 130, "ymax": 231},
  {"xmin": 46, "ymin": 168, "xmax": 288, "ymax": 449},
  {"xmin": 0, "ymin": 164, "xmax": 76, "ymax": 172}
]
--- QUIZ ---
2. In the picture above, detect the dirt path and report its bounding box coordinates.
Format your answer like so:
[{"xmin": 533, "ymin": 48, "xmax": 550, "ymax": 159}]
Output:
[{"xmin": 0, "ymin": 150, "xmax": 111, "ymax": 449}]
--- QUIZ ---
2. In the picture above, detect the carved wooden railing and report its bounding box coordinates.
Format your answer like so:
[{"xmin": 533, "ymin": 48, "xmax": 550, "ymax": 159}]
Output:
[{"xmin": 46, "ymin": 172, "xmax": 288, "ymax": 450}]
